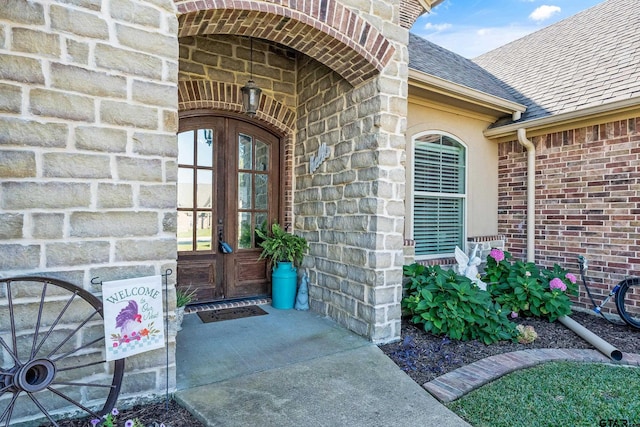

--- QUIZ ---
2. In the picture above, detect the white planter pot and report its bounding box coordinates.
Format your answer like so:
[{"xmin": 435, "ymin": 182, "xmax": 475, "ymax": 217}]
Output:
[{"xmin": 175, "ymin": 306, "xmax": 185, "ymax": 331}]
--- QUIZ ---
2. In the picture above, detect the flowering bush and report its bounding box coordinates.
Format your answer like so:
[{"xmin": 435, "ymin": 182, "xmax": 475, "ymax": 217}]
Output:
[
  {"xmin": 402, "ymin": 263, "xmax": 518, "ymax": 344},
  {"xmin": 482, "ymin": 249, "xmax": 578, "ymax": 322}
]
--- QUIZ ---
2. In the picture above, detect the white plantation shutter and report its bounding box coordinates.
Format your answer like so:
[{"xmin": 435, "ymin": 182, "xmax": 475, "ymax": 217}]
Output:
[{"xmin": 413, "ymin": 134, "xmax": 466, "ymax": 257}]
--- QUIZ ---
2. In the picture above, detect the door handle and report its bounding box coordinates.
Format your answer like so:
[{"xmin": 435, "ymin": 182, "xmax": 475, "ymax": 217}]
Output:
[{"xmin": 218, "ymin": 228, "xmax": 233, "ymax": 254}]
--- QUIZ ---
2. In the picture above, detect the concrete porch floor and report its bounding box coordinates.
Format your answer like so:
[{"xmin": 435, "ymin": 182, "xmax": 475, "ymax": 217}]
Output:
[{"xmin": 174, "ymin": 303, "xmax": 470, "ymax": 427}]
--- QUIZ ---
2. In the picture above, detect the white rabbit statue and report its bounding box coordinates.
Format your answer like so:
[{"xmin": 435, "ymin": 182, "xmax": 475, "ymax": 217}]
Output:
[{"xmin": 455, "ymin": 244, "xmax": 487, "ymax": 291}]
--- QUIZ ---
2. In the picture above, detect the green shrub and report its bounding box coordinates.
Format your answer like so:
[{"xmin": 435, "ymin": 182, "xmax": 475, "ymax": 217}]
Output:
[
  {"xmin": 402, "ymin": 264, "xmax": 518, "ymax": 345},
  {"xmin": 482, "ymin": 249, "xmax": 578, "ymax": 322}
]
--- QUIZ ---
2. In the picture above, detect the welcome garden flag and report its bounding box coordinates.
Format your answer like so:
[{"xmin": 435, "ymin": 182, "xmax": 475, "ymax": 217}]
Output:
[{"xmin": 102, "ymin": 275, "xmax": 165, "ymax": 361}]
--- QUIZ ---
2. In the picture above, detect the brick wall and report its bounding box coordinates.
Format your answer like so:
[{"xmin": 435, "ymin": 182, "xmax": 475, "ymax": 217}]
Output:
[{"xmin": 498, "ymin": 117, "xmax": 640, "ymax": 314}]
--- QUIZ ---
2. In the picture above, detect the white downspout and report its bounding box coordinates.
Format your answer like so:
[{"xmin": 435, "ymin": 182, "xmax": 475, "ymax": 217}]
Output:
[{"xmin": 517, "ymin": 128, "xmax": 535, "ymax": 262}]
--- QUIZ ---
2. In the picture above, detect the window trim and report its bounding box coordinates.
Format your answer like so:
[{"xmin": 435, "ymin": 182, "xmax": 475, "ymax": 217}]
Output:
[{"xmin": 408, "ymin": 131, "xmax": 468, "ymax": 260}]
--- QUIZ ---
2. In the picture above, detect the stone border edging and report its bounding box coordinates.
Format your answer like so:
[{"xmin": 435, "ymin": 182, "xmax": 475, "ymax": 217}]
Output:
[{"xmin": 423, "ymin": 349, "xmax": 640, "ymax": 403}]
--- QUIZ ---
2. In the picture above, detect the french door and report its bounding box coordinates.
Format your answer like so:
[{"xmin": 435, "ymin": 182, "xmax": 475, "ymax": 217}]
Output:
[{"xmin": 176, "ymin": 115, "xmax": 280, "ymax": 303}]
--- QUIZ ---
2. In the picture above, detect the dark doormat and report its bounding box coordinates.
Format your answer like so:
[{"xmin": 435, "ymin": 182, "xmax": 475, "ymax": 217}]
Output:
[{"xmin": 197, "ymin": 305, "xmax": 268, "ymax": 324}]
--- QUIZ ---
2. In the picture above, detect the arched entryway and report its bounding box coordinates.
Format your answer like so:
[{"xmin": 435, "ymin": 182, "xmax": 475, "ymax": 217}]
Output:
[
  {"xmin": 177, "ymin": 113, "xmax": 282, "ymax": 303},
  {"xmin": 174, "ymin": 1, "xmax": 408, "ymax": 343}
]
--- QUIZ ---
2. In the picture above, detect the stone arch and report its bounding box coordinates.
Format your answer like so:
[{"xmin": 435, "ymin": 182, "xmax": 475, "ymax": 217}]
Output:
[{"xmin": 174, "ymin": 0, "xmax": 396, "ymax": 86}]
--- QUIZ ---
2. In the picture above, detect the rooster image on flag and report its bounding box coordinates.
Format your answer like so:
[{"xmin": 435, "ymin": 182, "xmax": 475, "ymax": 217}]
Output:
[{"xmin": 116, "ymin": 300, "xmax": 142, "ymax": 338}]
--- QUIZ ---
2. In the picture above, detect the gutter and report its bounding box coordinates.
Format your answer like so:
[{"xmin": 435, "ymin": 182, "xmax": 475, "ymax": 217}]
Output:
[
  {"xmin": 485, "ymin": 96, "xmax": 640, "ymax": 139},
  {"xmin": 516, "ymin": 128, "xmax": 535, "ymax": 263},
  {"xmin": 408, "ymin": 69, "xmax": 527, "ymax": 117}
]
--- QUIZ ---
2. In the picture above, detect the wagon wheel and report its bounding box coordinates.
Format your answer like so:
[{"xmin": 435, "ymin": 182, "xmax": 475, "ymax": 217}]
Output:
[
  {"xmin": 616, "ymin": 277, "xmax": 640, "ymax": 329},
  {"xmin": 0, "ymin": 277, "xmax": 124, "ymax": 427}
]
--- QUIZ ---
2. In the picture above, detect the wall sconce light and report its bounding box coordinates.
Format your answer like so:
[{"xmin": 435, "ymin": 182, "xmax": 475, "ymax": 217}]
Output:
[{"xmin": 241, "ymin": 38, "xmax": 262, "ymax": 116}]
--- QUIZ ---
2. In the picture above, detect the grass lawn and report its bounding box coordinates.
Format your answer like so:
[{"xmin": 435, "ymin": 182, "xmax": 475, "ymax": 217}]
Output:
[{"xmin": 448, "ymin": 361, "xmax": 640, "ymax": 427}]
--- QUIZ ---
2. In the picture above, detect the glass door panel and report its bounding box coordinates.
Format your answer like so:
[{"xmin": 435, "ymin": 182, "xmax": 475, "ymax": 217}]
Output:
[{"xmin": 177, "ymin": 128, "xmax": 214, "ymax": 253}]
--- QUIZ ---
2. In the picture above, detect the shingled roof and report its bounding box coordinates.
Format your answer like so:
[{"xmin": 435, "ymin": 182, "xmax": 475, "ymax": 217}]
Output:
[
  {"xmin": 473, "ymin": 0, "xmax": 640, "ymax": 123},
  {"xmin": 408, "ymin": 33, "xmax": 520, "ymax": 104}
]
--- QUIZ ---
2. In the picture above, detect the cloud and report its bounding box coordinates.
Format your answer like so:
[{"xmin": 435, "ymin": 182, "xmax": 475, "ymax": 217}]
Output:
[
  {"xmin": 424, "ymin": 22, "xmax": 452, "ymax": 32},
  {"xmin": 529, "ymin": 5, "xmax": 561, "ymax": 22},
  {"xmin": 415, "ymin": 25, "xmax": 538, "ymax": 58}
]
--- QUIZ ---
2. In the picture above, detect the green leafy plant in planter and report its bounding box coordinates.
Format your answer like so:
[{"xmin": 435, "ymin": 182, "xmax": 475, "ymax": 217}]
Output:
[
  {"xmin": 176, "ymin": 286, "xmax": 197, "ymax": 308},
  {"xmin": 175, "ymin": 286, "xmax": 197, "ymax": 331},
  {"xmin": 255, "ymin": 223, "xmax": 309, "ymax": 267},
  {"xmin": 255, "ymin": 223, "xmax": 309, "ymax": 309}
]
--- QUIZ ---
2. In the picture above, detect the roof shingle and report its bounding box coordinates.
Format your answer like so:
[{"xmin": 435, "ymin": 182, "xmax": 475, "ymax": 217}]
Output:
[
  {"xmin": 408, "ymin": 33, "xmax": 520, "ymax": 104},
  {"xmin": 472, "ymin": 0, "xmax": 640, "ymax": 123}
]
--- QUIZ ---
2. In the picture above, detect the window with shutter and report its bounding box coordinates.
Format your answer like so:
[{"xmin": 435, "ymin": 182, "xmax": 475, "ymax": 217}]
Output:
[{"xmin": 412, "ymin": 133, "xmax": 466, "ymax": 258}]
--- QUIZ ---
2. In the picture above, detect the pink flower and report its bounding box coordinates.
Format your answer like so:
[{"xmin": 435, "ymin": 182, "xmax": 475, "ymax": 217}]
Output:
[
  {"xmin": 510, "ymin": 311, "xmax": 518, "ymax": 319},
  {"xmin": 113, "ymin": 343, "xmax": 118, "ymax": 348},
  {"xmin": 549, "ymin": 278, "xmax": 567, "ymax": 292},
  {"xmin": 489, "ymin": 248, "xmax": 505, "ymax": 262},
  {"xmin": 565, "ymin": 273, "xmax": 577, "ymax": 284}
]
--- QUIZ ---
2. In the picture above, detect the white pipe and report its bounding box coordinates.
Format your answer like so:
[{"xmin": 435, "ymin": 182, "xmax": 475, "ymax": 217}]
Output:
[
  {"xmin": 516, "ymin": 128, "xmax": 535, "ymax": 263},
  {"xmin": 558, "ymin": 316, "xmax": 623, "ymax": 361}
]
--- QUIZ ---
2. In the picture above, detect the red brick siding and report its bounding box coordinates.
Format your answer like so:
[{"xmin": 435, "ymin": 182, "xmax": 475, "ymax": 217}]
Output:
[{"xmin": 498, "ymin": 116, "xmax": 640, "ymax": 315}]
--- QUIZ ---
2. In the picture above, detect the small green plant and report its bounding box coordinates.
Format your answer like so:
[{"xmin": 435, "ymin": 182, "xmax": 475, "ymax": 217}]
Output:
[
  {"xmin": 91, "ymin": 408, "xmax": 152, "ymax": 427},
  {"xmin": 255, "ymin": 223, "xmax": 309, "ymax": 267},
  {"xmin": 176, "ymin": 286, "xmax": 197, "ymax": 307},
  {"xmin": 402, "ymin": 264, "xmax": 518, "ymax": 345},
  {"xmin": 482, "ymin": 249, "xmax": 578, "ymax": 322}
]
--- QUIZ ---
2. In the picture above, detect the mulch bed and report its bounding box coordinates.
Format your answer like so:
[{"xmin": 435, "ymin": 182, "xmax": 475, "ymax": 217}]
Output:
[
  {"xmin": 42, "ymin": 400, "xmax": 204, "ymax": 427},
  {"xmin": 378, "ymin": 310, "xmax": 640, "ymax": 386}
]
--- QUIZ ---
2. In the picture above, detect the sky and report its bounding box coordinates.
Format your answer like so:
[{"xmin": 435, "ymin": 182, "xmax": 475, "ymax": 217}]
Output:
[{"xmin": 413, "ymin": 0, "xmax": 604, "ymax": 58}]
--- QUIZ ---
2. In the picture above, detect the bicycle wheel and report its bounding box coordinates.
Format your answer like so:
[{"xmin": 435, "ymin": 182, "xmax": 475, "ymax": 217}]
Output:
[
  {"xmin": 0, "ymin": 277, "xmax": 124, "ymax": 427},
  {"xmin": 615, "ymin": 277, "xmax": 640, "ymax": 329}
]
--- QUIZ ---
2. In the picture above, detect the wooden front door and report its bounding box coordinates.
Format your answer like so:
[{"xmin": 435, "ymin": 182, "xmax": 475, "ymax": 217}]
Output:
[{"xmin": 176, "ymin": 115, "xmax": 280, "ymax": 303}]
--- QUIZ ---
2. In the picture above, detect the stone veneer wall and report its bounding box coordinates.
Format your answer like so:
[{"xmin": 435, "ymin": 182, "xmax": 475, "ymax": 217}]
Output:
[
  {"xmin": 295, "ymin": 1, "xmax": 408, "ymax": 344},
  {"xmin": 0, "ymin": 0, "xmax": 179, "ymax": 422},
  {"xmin": 498, "ymin": 117, "xmax": 640, "ymax": 315},
  {"xmin": 179, "ymin": 35, "xmax": 297, "ymax": 109}
]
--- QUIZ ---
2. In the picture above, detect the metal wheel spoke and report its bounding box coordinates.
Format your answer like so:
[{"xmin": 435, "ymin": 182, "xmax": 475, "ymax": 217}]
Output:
[
  {"xmin": 57, "ymin": 359, "xmax": 105, "ymax": 372},
  {"xmin": 46, "ymin": 309, "xmax": 100, "ymax": 358},
  {"xmin": 30, "ymin": 283, "xmax": 48, "ymax": 359},
  {"xmin": 47, "ymin": 386, "xmax": 102, "ymax": 420},
  {"xmin": 26, "ymin": 393, "xmax": 59, "ymax": 427},
  {"xmin": 6, "ymin": 282, "xmax": 17, "ymax": 364},
  {"xmin": 53, "ymin": 380, "xmax": 114, "ymax": 389},
  {"xmin": 0, "ymin": 337, "xmax": 20, "ymax": 365},
  {"xmin": 0, "ymin": 392, "xmax": 19, "ymax": 426},
  {"xmin": 51, "ymin": 335, "xmax": 103, "ymax": 363},
  {"xmin": 32, "ymin": 291, "xmax": 79, "ymax": 357}
]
